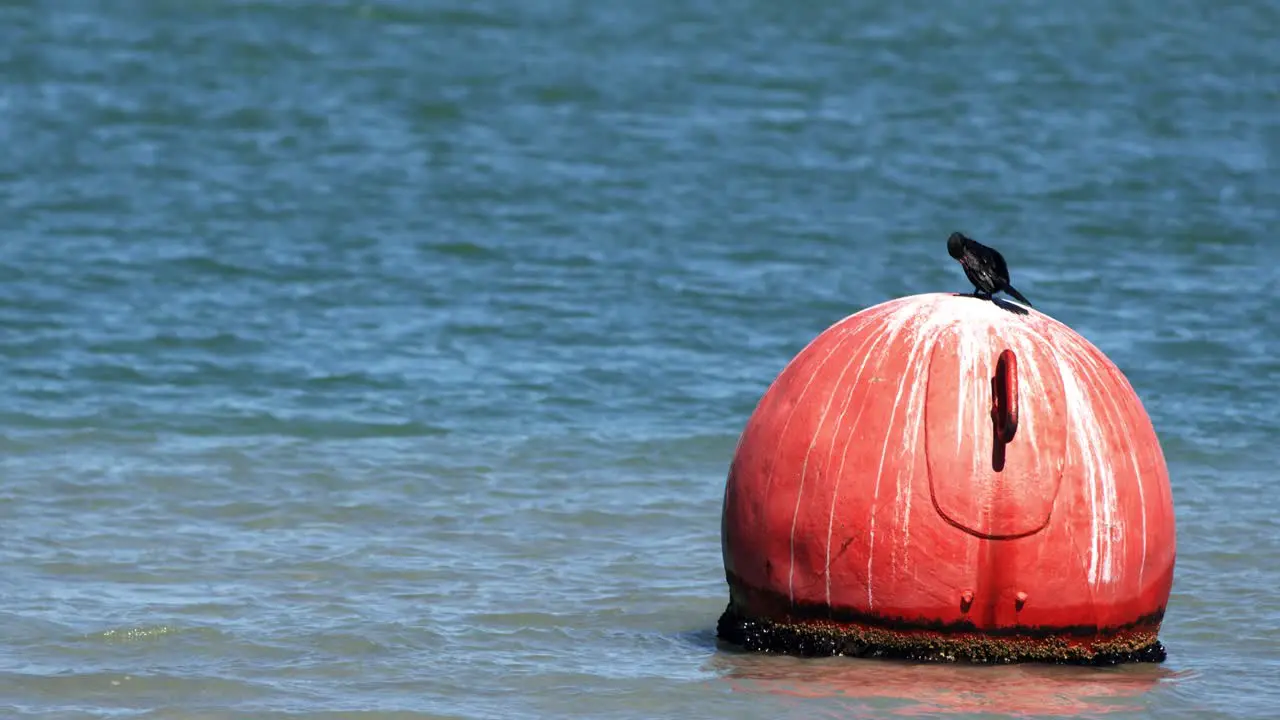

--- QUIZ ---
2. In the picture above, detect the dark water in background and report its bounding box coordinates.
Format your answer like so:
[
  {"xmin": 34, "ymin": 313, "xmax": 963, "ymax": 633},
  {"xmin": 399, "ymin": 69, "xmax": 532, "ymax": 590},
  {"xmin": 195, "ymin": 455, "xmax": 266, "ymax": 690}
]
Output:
[{"xmin": 1, "ymin": 1, "xmax": 1277, "ymax": 718}]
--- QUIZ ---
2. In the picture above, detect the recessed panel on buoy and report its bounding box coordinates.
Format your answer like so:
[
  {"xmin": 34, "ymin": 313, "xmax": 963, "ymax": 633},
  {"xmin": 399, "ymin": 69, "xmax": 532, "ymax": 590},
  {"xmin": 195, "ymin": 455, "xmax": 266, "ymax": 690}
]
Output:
[{"xmin": 924, "ymin": 327, "xmax": 1068, "ymax": 539}]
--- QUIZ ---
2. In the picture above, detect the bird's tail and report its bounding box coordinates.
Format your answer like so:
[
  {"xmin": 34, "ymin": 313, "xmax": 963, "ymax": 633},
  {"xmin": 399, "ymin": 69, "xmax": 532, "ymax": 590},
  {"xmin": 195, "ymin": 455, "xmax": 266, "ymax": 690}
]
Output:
[{"xmin": 1003, "ymin": 284, "xmax": 1033, "ymax": 307}]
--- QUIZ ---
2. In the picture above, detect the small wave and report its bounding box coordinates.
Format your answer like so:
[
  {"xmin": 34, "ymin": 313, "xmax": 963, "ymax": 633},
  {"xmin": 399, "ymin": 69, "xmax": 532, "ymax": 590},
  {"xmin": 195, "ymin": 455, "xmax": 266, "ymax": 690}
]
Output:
[{"xmin": 89, "ymin": 624, "xmax": 186, "ymax": 643}]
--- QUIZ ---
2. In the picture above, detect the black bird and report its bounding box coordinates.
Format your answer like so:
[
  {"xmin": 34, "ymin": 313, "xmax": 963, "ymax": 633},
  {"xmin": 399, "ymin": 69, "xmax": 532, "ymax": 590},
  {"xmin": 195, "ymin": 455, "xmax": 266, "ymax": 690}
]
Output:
[{"xmin": 946, "ymin": 232, "xmax": 1032, "ymax": 307}]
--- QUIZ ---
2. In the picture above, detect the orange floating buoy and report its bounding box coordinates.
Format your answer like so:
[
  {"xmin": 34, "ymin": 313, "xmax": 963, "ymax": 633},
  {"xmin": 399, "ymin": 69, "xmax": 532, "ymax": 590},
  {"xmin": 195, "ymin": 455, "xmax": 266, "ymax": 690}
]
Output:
[{"xmin": 717, "ymin": 293, "xmax": 1176, "ymax": 664}]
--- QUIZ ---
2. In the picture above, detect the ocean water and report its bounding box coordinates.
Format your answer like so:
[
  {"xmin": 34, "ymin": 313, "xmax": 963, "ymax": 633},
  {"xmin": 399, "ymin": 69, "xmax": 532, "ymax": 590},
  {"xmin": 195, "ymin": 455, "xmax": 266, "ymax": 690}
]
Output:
[{"xmin": 1, "ymin": 1, "xmax": 1277, "ymax": 718}]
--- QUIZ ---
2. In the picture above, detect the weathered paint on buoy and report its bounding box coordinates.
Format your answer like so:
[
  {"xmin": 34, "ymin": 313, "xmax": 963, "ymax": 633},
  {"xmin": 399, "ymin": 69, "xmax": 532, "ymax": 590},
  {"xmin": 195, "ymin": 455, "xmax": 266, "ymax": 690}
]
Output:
[{"xmin": 718, "ymin": 293, "xmax": 1175, "ymax": 664}]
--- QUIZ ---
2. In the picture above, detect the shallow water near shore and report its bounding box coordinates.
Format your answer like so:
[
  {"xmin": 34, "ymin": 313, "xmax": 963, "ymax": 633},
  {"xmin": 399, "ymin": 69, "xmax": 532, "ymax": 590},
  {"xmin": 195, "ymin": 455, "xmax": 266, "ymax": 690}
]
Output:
[{"xmin": 1, "ymin": 1, "xmax": 1278, "ymax": 718}]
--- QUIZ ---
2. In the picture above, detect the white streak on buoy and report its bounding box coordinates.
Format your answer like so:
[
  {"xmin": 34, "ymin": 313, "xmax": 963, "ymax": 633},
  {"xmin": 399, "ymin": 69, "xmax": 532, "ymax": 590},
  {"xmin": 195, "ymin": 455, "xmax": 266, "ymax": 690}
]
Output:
[
  {"xmin": 892, "ymin": 297, "xmax": 956, "ymax": 572},
  {"xmin": 1074, "ymin": 348, "xmax": 1147, "ymax": 587},
  {"xmin": 821, "ymin": 299, "xmax": 918, "ymax": 607},
  {"xmin": 820, "ymin": 320, "xmax": 889, "ymax": 606},
  {"xmin": 863, "ymin": 303, "xmax": 927, "ymax": 609},
  {"xmin": 762, "ymin": 326, "xmax": 854, "ymax": 500},
  {"xmin": 1101, "ymin": 359, "xmax": 1149, "ymax": 585},
  {"xmin": 1052, "ymin": 340, "xmax": 1118, "ymax": 587},
  {"xmin": 789, "ymin": 327, "xmax": 866, "ymax": 603},
  {"xmin": 1076, "ymin": 345, "xmax": 1122, "ymax": 586}
]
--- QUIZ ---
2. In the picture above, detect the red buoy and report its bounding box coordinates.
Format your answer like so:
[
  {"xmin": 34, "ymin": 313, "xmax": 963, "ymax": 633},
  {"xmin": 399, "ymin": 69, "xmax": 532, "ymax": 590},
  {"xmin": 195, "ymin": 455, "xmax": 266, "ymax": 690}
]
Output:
[{"xmin": 718, "ymin": 293, "xmax": 1176, "ymax": 663}]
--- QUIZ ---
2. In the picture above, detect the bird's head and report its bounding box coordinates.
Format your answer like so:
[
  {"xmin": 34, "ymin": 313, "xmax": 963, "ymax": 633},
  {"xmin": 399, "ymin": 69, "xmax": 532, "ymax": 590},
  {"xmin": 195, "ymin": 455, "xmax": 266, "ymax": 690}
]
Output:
[{"xmin": 946, "ymin": 232, "xmax": 968, "ymax": 259}]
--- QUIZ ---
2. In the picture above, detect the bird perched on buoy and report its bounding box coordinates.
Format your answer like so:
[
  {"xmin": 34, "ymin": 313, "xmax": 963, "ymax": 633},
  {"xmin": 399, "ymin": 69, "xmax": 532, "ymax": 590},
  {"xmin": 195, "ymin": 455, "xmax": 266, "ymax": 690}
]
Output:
[{"xmin": 947, "ymin": 232, "xmax": 1032, "ymax": 307}]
